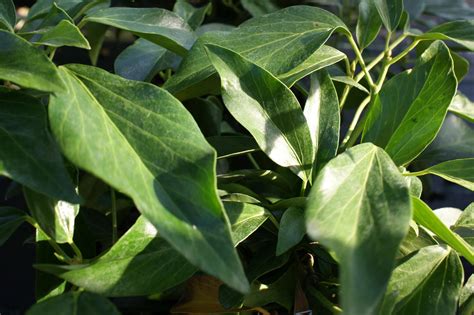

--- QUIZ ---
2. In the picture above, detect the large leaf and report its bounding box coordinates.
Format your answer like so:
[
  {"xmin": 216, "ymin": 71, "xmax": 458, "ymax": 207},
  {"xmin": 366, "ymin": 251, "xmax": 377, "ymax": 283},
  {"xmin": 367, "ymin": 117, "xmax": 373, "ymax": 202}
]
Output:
[
  {"xmin": 164, "ymin": 6, "xmax": 349, "ymax": 99},
  {"xmin": 374, "ymin": 0, "xmax": 404, "ymax": 31},
  {"xmin": 419, "ymin": 20, "xmax": 474, "ymax": 51},
  {"xmin": 0, "ymin": 0, "xmax": 15, "ymax": 31},
  {"xmin": 410, "ymin": 158, "xmax": 474, "ymax": 191},
  {"xmin": 0, "ymin": 30, "xmax": 65, "ymax": 92},
  {"xmin": 26, "ymin": 291, "xmax": 120, "ymax": 315},
  {"xmin": 82, "ymin": 7, "xmax": 196, "ymax": 56},
  {"xmin": 0, "ymin": 207, "xmax": 25, "ymax": 246},
  {"xmin": 24, "ymin": 187, "xmax": 79, "ymax": 244},
  {"xmin": 0, "ymin": 92, "xmax": 80, "ymax": 203},
  {"xmin": 357, "ymin": 0, "xmax": 382, "ymax": 49},
  {"xmin": 36, "ymin": 216, "xmax": 197, "ymax": 296},
  {"xmin": 206, "ymin": 45, "xmax": 313, "ymax": 182},
  {"xmin": 48, "ymin": 66, "xmax": 248, "ymax": 293},
  {"xmin": 306, "ymin": 143, "xmax": 411, "ymax": 314},
  {"xmin": 411, "ymin": 197, "xmax": 474, "ymax": 264},
  {"xmin": 363, "ymin": 41, "xmax": 457, "ymax": 166},
  {"xmin": 380, "ymin": 245, "xmax": 463, "ymax": 314},
  {"xmin": 276, "ymin": 207, "xmax": 305, "ymax": 255},
  {"xmin": 32, "ymin": 20, "xmax": 90, "ymax": 49},
  {"xmin": 304, "ymin": 70, "xmax": 340, "ymax": 177}
]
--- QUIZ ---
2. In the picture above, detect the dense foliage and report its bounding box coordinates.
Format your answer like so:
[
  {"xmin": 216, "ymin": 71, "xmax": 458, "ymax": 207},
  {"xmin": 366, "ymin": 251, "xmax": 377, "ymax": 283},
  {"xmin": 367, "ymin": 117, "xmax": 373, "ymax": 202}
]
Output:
[{"xmin": 1, "ymin": 0, "xmax": 473, "ymax": 314}]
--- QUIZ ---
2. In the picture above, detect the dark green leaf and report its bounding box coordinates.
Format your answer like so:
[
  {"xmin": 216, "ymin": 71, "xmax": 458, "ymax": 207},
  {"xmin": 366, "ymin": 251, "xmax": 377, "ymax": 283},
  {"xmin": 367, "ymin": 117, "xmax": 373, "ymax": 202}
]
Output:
[
  {"xmin": 411, "ymin": 158, "xmax": 474, "ymax": 191},
  {"xmin": 374, "ymin": 0, "xmax": 404, "ymax": 31},
  {"xmin": 363, "ymin": 41, "xmax": 457, "ymax": 166},
  {"xmin": 24, "ymin": 187, "xmax": 79, "ymax": 244},
  {"xmin": 207, "ymin": 136, "xmax": 259, "ymax": 159},
  {"xmin": 276, "ymin": 207, "xmax": 305, "ymax": 255},
  {"xmin": 0, "ymin": 207, "xmax": 25, "ymax": 246},
  {"xmin": 459, "ymin": 275, "xmax": 474, "ymax": 315},
  {"xmin": 306, "ymin": 143, "xmax": 411, "ymax": 314},
  {"xmin": 451, "ymin": 51, "xmax": 470, "ymax": 82},
  {"xmin": 225, "ymin": 201, "xmax": 268, "ymax": 246},
  {"xmin": 84, "ymin": 23, "xmax": 108, "ymax": 66},
  {"xmin": 82, "ymin": 7, "xmax": 196, "ymax": 56},
  {"xmin": 0, "ymin": 30, "xmax": 65, "ymax": 92},
  {"xmin": 0, "ymin": 92, "xmax": 80, "ymax": 203},
  {"xmin": 26, "ymin": 291, "xmax": 120, "ymax": 315},
  {"xmin": 357, "ymin": 0, "xmax": 382, "ymax": 49},
  {"xmin": 380, "ymin": 246, "xmax": 463, "ymax": 315},
  {"xmin": 404, "ymin": 0, "xmax": 426, "ymax": 19},
  {"xmin": 398, "ymin": 223, "xmax": 437, "ymax": 257},
  {"xmin": 304, "ymin": 71, "xmax": 340, "ymax": 178},
  {"xmin": 173, "ymin": 0, "xmax": 211, "ymax": 30},
  {"xmin": 114, "ymin": 39, "xmax": 179, "ymax": 82},
  {"xmin": 241, "ymin": 0, "xmax": 280, "ymax": 17},
  {"xmin": 206, "ymin": 44, "xmax": 314, "ymax": 183},
  {"xmin": 411, "ymin": 196, "xmax": 474, "ymax": 264},
  {"xmin": 419, "ymin": 20, "xmax": 474, "ymax": 51},
  {"xmin": 33, "ymin": 20, "xmax": 90, "ymax": 49},
  {"xmin": 332, "ymin": 75, "xmax": 369, "ymax": 94},
  {"xmin": 48, "ymin": 66, "xmax": 248, "ymax": 293},
  {"xmin": 164, "ymin": 6, "xmax": 349, "ymax": 99},
  {"xmin": 0, "ymin": 0, "xmax": 15, "ymax": 31},
  {"xmin": 450, "ymin": 93, "xmax": 474, "ymax": 123},
  {"xmin": 36, "ymin": 216, "xmax": 196, "ymax": 296}
]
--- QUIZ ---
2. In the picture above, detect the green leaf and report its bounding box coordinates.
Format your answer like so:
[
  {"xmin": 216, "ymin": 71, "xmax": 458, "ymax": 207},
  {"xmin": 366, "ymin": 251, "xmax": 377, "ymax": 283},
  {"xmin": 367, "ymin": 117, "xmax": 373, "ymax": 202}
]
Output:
[
  {"xmin": 173, "ymin": 0, "xmax": 211, "ymax": 30},
  {"xmin": 24, "ymin": 187, "xmax": 79, "ymax": 244},
  {"xmin": 48, "ymin": 66, "xmax": 248, "ymax": 293},
  {"xmin": 404, "ymin": 0, "xmax": 426, "ymax": 19},
  {"xmin": 82, "ymin": 7, "xmax": 196, "ymax": 56},
  {"xmin": 206, "ymin": 44, "xmax": 314, "ymax": 183},
  {"xmin": 306, "ymin": 143, "xmax": 411, "ymax": 314},
  {"xmin": 303, "ymin": 70, "xmax": 340, "ymax": 178},
  {"xmin": 26, "ymin": 291, "xmax": 120, "ymax": 315},
  {"xmin": 357, "ymin": 0, "xmax": 382, "ymax": 49},
  {"xmin": 84, "ymin": 23, "xmax": 108, "ymax": 66},
  {"xmin": 36, "ymin": 216, "xmax": 197, "ymax": 297},
  {"xmin": 207, "ymin": 136, "xmax": 260, "ymax": 159},
  {"xmin": 0, "ymin": 30, "xmax": 65, "ymax": 92},
  {"xmin": 459, "ymin": 275, "xmax": 474, "ymax": 315},
  {"xmin": 419, "ymin": 20, "xmax": 474, "ymax": 51},
  {"xmin": 225, "ymin": 201, "xmax": 268, "ymax": 246},
  {"xmin": 450, "ymin": 92, "xmax": 474, "ymax": 123},
  {"xmin": 32, "ymin": 20, "xmax": 90, "ymax": 49},
  {"xmin": 241, "ymin": 0, "xmax": 280, "ymax": 17},
  {"xmin": 363, "ymin": 41, "xmax": 457, "ymax": 166},
  {"xmin": 405, "ymin": 175, "xmax": 423, "ymax": 197},
  {"xmin": 451, "ymin": 50, "xmax": 470, "ymax": 82},
  {"xmin": 0, "ymin": 92, "xmax": 80, "ymax": 203},
  {"xmin": 114, "ymin": 39, "xmax": 178, "ymax": 82},
  {"xmin": 0, "ymin": 207, "xmax": 25, "ymax": 246},
  {"xmin": 374, "ymin": 0, "xmax": 404, "ymax": 31},
  {"xmin": 164, "ymin": 6, "xmax": 349, "ymax": 99},
  {"xmin": 380, "ymin": 245, "xmax": 463, "ymax": 315},
  {"xmin": 411, "ymin": 158, "xmax": 474, "ymax": 191},
  {"xmin": 332, "ymin": 76, "xmax": 369, "ymax": 94},
  {"xmin": 411, "ymin": 196, "xmax": 474, "ymax": 264},
  {"xmin": 454, "ymin": 203, "xmax": 474, "ymax": 229},
  {"xmin": 0, "ymin": 0, "xmax": 15, "ymax": 31},
  {"xmin": 276, "ymin": 207, "xmax": 305, "ymax": 255}
]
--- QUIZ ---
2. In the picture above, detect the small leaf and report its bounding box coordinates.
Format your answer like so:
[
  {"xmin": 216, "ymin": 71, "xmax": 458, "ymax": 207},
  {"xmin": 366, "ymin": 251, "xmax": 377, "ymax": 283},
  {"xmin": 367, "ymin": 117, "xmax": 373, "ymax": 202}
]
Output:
[
  {"xmin": 380, "ymin": 246, "xmax": 463, "ymax": 315},
  {"xmin": 0, "ymin": 207, "xmax": 25, "ymax": 246},
  {"xmin": 332, "ymin": 76, "xmax": 370, "ymax": 94},
  {"xmin": 24, "ymin": 187, "xmax": 79, "ymax": 244},
  {"xmin": 306, "ymin": 143, "xmax": 411, "ymax": 314},
  {"xmin": 225, "ymin": 201, "xmax": 268, "ymax": 246},
  {"xmin": 374, "ymin": 0, "xmax": 404, "ymax": 31},
  {"xmin": 304, "ymin": 70, "xmax": 340, "ymax": 177},
  {"xmin": 411, "ymin": 196, "xmax": 474, "ymax": 264},
  {"xmin": 411, "ymin": 158, "xmax": 474, "ymax": 191},
  {"xmin": 357, "ymin": 0, "xmax": 382, "ymax": 48},
  {"xmin": 459, "ymin": 275, "xmax": 474, "ymax": 315},
  {"xmin": 0, "ymin": 0, "xmax": 15, "ymax": 31},
  {"xmin": 32, "ymin": 20, "xmax": 90, "ymax": 49},
  {"xmin": 0, "ymin": 92, "xmax": 80, "ymax": 203},
  {"xmin": 276, "ymin": 207, "xmax": 305, "ymax": 255},
  {"xmin": 241, "ymin": 0, "xmax": 280, "ymax": 17},
  {"xmin": 207, "ymin": 136, "xmax": 260, "ymax": 159},
  {"xmin": 82, "ymin": 7, "xmax": 196, "ymax": 56},
  {"xmin": 49, "ymin": 66, "xmax": 248, "ymax": 293},
  {"xmin": 454, "ymin": 203, "xmax": 473, "ymax": 229},
  {"xmin": 419, "ymin": 20, "xmax": 474, "ymax": 51},
  {"xmin": 26, "ymin": 291, "xmax": 120, "ymax": 315},
  {"xmin": 450, "ymin": 92, "xmax": 474, "ymax": 123},
  {"xmin": 363, "ymin": 41, "xmax": 457, "ymax": 166},
  {"xmin": 206, "ymin": 44, "xmax": 314, "ymax": 183},
  {"xmin": 0, "ymin": 30, "xmax": 65, "ymax": 92},
  {"xmin": 173, "ymin": 0, "xmax": 211, "ymax": 30}
]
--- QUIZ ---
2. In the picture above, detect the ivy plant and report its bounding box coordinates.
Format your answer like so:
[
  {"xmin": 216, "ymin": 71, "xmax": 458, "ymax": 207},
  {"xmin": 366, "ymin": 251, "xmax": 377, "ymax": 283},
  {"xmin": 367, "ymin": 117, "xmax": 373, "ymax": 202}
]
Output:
[{"xmin": 1, "ymin": 0, "xmax": 473, "ymax": 314}]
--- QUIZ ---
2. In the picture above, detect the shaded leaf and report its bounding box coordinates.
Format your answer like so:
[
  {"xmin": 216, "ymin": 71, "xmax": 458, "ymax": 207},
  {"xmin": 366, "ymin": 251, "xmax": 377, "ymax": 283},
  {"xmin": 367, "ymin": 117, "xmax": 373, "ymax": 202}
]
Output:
[
  {"xmin": 363, "ymin": 41, "xmax": 457, "ymax": 166},
  {"xmin": 206, "ymin": 44, "xmax": 314, "ymax": 182},
  {"xmin": 276, "ymin": 207, "xmax": 305, "ymax": 255},
  {"xmin": 0, "ymin": 207, "xmax": 25, "ymax": 246},
  {"xmin": 0, "ymin": 0, "xmax": 15, "ymax": 31},
  {"xmin": 225, "ymin": 201, "xmax": 268, "ymax": 246},
  {"xmin": 241, "ymin": 0, "xmax": 280, "ymax": 17},
  {"xmin": 419, "ymin": 20, "xmax": 474, "ymax": 51},
  {"xmin": 306, "ymin": 143, "xmax": 411, "ymax": 314},
  {"xmin": 374, "ymin": 0, "xmax": 404, "ymax": 31},
  {"xmin": 207, "ymin": 136, "xmax": 260, "ymax": 159},
  {"xmin": 332, "ymin": 75, "xmax": 369, "ymax": 94},
  {"xmin": 0, "ymin": 30, "xmax": 65, "ymax": 92},
  {"xmin": 459, "ymin": 275, "xmax": 474, "ymax": 315},
  {"xmin": 357, "ymin": 0, "xmax": 382, "ymax": 49},
  {"xmin": 173, "ymin": 0, "xmax": 211, "ymax": 30}
]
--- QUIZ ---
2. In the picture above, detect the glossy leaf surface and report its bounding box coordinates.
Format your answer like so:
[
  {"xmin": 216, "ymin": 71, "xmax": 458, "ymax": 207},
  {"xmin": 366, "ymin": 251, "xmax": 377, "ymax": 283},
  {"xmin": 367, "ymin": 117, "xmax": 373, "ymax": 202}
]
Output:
[
  {"xmin": 48, "ymin": 66, "xmax": 248, "ymax": 293},
  {"xmin": 380, "ymin": 246, "xmax": 463, "ymax": 314},
  {"xmin": 306, "ymin": 143, "xmax": 411, "ymax": 314},
  {"xmin": 0, "ymin": 207, "xmax": 25, "ymax": 246},
  {"xmin": 83, "ymin": 7, "xmax": 196, "ymax": 56},
  {"xmin": 206, "ymin": 45, "xmax": 314, "ymax": 182},
  {"xmin": 363, "ymin": 41, "xmax": 457, "ymax": 166},
  {"xmin": 0, "ymin": 92, "xmax": 80, "ymax": 203},
  {"xmin": 0, "ymin": 30, "xmax": 65, "ymax": 92}
]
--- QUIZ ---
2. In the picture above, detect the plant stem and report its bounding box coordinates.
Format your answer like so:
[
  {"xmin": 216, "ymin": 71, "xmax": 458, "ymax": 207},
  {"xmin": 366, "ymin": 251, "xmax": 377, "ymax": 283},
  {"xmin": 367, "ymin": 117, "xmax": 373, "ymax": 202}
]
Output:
[
  {"xmin": 307, "ymin": 286, "xmax": 343, "ymax": 314},
  {"xmin": 69, "ymin": 242, "xmax": 83, "ymax": 262},
  {"xmin": 403, "ymin": 170, "xmax": 428, "ymax": 177},
  {"xmin": 388, "ymin": 39, "xmax": 421, "ymax": 66},
  {"xmin": 340, "ymin": 96, "xmax": 371, "ymax": 151},
  {"xmin": 111, "ymin": 188, "xmax": 118, "ymax": 244},
  {"xmin": 247, "ymin": 153, "xmax": 261, "ymax": 169},
  {"xmin": 49, "ymin": 48, "xmax": 57, "ymax": 61},
  {"xmin": 346, "ymin": 35, "xmax": 375, "ymax": 89}
]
